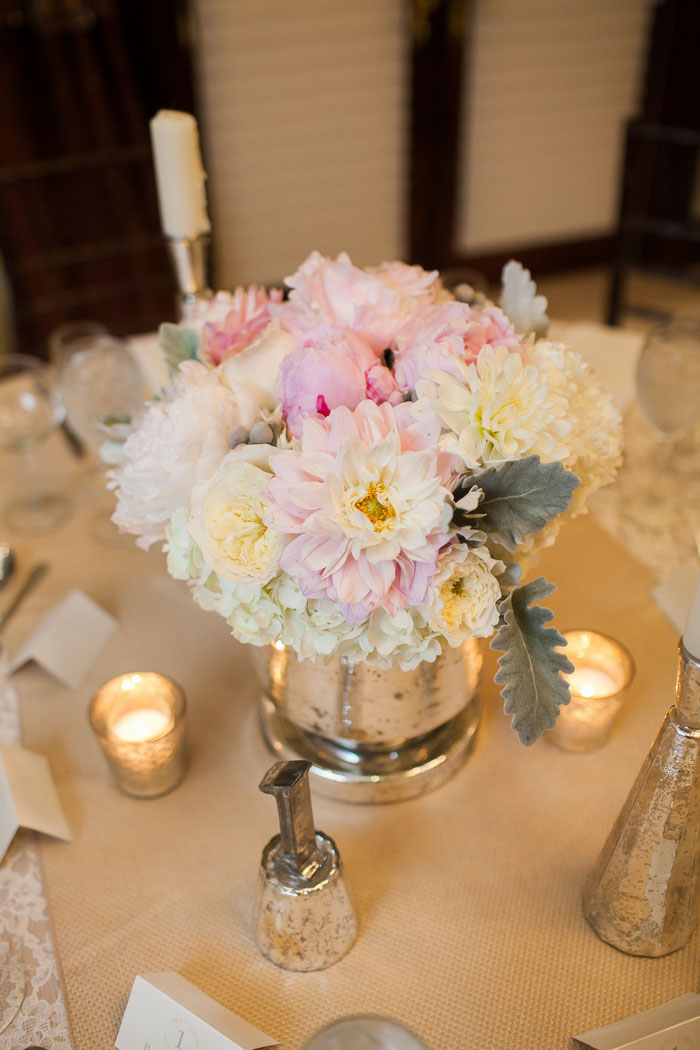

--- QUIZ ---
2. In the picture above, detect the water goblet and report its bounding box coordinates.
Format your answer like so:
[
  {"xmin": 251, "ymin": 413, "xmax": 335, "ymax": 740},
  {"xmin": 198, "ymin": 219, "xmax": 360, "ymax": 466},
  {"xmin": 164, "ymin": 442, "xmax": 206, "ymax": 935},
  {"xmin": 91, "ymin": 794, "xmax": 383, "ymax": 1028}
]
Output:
[
  {"xmin": 636, "ymin": 316, "xmax": 700, "ymax": 450},
  {"xmin": 55, "ymin": 334, "xmax": 146, "ymax": 544},
  {"xmin": 302, "ymin": 1017, "xmax": 428, "ymax": 1050},
  {"xmin": 0, "ymin": 355, "xmax": 72, "ymax": 535}
]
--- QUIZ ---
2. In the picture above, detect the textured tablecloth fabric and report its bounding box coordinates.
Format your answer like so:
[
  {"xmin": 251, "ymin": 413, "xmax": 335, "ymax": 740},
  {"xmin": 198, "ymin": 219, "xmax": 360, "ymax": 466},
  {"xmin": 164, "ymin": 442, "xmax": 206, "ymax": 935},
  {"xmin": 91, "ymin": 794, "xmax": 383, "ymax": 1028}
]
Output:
[{"xmin": 12, "ymin": 505, "xmax": 698, "ymax": 1050}]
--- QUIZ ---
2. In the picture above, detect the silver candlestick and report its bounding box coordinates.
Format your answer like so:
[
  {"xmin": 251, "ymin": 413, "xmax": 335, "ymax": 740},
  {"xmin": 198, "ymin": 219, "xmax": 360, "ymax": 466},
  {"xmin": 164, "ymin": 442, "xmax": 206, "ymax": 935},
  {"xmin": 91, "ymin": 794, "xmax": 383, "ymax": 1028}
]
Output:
[
  {"xmin": 166, "ymin": 234, "xmax": 211, "ymax": 321},
  {"xmin": 583, "ymin": 640, "xmax": 700, "ymax": 956}
]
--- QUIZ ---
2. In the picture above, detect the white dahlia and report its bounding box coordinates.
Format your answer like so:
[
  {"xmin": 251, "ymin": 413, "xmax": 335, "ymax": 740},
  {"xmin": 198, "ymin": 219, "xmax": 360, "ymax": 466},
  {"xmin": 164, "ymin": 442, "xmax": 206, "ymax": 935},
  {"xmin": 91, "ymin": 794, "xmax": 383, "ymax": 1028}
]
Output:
[{"xmin": 414, "ymin": 344, "xmax": 570, "ymax": 469}]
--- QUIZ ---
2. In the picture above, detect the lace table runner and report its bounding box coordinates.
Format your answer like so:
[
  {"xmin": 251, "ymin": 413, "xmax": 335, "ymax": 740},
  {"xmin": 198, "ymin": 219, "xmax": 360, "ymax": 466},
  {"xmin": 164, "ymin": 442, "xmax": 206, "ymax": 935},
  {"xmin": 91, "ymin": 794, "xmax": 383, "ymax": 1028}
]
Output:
[{"xmin": 0, "ymin": 671, "xmax": 71, "ymax": 1050}]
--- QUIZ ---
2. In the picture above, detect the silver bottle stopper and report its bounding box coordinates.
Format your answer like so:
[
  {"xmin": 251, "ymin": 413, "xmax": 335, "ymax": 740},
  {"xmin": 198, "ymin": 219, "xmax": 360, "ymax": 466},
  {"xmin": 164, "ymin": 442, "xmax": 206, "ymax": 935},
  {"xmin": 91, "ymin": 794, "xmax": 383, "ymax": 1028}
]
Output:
[{"xmin": 256, "ymin": 760, "xmax": 358, "ymax": 971}]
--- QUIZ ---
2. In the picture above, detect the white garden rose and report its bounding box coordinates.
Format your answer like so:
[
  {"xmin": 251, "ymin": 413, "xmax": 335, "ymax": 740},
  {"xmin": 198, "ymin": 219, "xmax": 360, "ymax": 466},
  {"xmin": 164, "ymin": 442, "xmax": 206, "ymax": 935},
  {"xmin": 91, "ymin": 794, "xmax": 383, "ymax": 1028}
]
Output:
[
  {"xmin": 187, "ymin": 449, "xmax": 284, "ymax": 585},
  {"xmin": 426, "ymin": 542, "xmax": 503, "ymax": 644}
]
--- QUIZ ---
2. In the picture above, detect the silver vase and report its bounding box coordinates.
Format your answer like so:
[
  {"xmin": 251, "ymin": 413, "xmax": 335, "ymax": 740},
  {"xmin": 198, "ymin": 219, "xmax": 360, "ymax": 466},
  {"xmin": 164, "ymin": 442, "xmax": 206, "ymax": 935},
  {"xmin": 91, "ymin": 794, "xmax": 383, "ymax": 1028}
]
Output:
[
  {"xmin": 582, "ymin": 642, "xmax": 700, "ymax": 956},
  {"xmin": 252, "ymin": 641, "xmax": 483, "ymax": 803}
]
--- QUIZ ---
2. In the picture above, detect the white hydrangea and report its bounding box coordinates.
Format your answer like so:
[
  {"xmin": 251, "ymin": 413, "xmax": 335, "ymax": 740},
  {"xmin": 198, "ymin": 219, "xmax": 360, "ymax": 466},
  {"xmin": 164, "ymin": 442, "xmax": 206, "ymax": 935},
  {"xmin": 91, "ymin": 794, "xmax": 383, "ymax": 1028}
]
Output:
[
  {"xmin": 110, "ymin": 361, "xmax": 268, "ymax": 549},
  {"xmin": 530, "ymin": 340, "xmax": 622, "ymax": 513},
  {"xmin": 415, "ymin": 344, "xmax": 570, "ymax": 469},
  {"xmin": 164, "ymin": 507, "xmax": 207, "ymax": 582},
  {"xmin": 426, "ymin": 542, "xmax": 503, "ymax": 645},
  {"xmin": 341, "ymin": 606, "xmax": 443, "ymax": 671}
]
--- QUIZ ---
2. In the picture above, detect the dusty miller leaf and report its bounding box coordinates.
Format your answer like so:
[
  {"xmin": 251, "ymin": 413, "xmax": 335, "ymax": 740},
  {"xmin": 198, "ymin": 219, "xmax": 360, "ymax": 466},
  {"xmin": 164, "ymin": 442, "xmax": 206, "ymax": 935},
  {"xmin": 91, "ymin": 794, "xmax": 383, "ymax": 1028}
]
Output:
[
  {"xmin": 159, "ymin": 323, "xmax": 200, "ymax": 372},
  {"xmin": 453, "ymin": 456, "xmax": 578, "ymax": 552},
  {"xmin": 489, "ymin": 577, "xmax": 574, "ymax": 746}
]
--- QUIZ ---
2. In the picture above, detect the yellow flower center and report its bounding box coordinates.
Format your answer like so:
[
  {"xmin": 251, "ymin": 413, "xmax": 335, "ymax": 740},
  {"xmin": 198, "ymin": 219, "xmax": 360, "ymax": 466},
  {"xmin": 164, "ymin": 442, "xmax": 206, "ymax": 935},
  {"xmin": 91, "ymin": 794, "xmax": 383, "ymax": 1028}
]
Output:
[{"xmin": 356, "ymin": 484, "xmax": 396, "ymax": 530}]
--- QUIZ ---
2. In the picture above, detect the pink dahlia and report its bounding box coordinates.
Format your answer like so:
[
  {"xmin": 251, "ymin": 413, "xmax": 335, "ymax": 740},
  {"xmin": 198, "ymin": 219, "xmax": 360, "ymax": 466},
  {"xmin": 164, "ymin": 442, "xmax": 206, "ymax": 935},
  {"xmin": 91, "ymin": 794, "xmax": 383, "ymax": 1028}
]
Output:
[
  {"xmin": 393, "ymin": 300, "xmax": 524, "ymax": 394},
  {"xmin": 277, "ymin": 326, "xmax": 402, "ymax": 438},
  {"xmin": 264, "ymin": 400, "xmax": 455, "ymax": 626},
  {"xmin": 199, "ymin": 286, "xmax": 283, "ymax": 366}
]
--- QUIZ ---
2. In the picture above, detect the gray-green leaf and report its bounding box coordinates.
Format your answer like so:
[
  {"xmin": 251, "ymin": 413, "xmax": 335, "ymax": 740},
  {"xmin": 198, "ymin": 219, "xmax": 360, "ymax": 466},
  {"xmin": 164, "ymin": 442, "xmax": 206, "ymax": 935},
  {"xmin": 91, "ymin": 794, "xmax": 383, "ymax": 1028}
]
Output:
[
  {"xmin": 159, "ymin": 322, "xmax": 200, "ymax": 372},
  {"xmin": 455, "ymin": 455, "xmax": 579, "ymax": 552},
  {"xmin": 490, "ymin": 576, "xmax": 573, "ymax": 746}
]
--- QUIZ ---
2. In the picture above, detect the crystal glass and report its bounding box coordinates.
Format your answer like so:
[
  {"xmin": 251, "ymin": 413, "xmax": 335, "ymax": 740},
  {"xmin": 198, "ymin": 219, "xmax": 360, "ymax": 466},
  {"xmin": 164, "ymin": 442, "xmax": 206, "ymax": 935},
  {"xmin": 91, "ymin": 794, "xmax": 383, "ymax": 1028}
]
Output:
[
  {"xmin": 636, "ymin": 316, "xmax": 700, "ymax": 444},
  {"xmin": 0, "ymin": 354, "xmax": 72, "ymax": 534},
  {"xmin": 55, "ymin": 333, "xmax": 145, "ymax": 543},
  {"xmin": 55, "ymin": 333, "xmax": 144, "ymax": 451},
  {"xmin": 89, "ymin": 672, "xmax": 187, "ymax": 798},
  {"xmin": 48, "ymin": 318, "xmax": 108, "ymax": 373},
  {"xmin": 302, "ymin": 1017, "xmax": 428, "ymax": 1050}
]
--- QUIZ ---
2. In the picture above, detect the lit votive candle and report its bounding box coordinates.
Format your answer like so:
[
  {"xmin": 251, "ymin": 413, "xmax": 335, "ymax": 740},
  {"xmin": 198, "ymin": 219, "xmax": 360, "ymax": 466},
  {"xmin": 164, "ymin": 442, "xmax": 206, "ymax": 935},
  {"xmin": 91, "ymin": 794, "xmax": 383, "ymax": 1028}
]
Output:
[
  {"xmin": 89, "ymin": 672, "xmax": 186, "ymax": 797},
  {"xmin": 546, "ymin": 631, "xmax": 635, "ymax": 752}
]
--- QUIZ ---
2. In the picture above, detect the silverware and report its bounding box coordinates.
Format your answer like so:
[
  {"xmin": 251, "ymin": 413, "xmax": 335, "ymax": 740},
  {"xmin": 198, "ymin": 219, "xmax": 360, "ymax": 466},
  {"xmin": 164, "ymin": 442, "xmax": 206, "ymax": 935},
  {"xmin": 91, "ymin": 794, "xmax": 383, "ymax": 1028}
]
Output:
[
  {"xmin": 0, "ymin": 542, "xmax": 15, "ymax": 590},
  {"xmin": 0, "ymin": 563, "xmax": 49, "ymax": 636}
]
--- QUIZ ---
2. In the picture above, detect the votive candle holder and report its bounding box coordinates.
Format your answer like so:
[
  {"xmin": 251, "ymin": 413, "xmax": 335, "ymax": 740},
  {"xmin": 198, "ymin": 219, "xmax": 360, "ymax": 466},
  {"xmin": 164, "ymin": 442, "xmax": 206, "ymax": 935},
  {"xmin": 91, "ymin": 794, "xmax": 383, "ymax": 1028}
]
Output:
[
  {"xmin": 89, "ymin": 671, "xmax": 186, "ymax": 797},
  {"xmin": 546, "ymin": 631, "xmax": 635, "ymax": 752}
]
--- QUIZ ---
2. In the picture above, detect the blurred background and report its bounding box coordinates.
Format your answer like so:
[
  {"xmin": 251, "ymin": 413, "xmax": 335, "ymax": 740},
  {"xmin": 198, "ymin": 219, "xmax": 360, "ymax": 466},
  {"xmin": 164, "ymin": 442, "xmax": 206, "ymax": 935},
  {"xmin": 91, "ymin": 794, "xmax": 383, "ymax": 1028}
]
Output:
[{"xmin": 0, "ymin": 0, "xmax": 698, "ymax": 357}]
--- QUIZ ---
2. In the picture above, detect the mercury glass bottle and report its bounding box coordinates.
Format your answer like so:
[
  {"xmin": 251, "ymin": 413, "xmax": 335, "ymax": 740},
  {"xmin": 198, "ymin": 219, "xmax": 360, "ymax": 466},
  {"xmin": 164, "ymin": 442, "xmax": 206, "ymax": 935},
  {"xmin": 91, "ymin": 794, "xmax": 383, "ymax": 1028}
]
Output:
[{"xmin": 583, "ymin": 640, "xmax": 700, "ymax": 956}]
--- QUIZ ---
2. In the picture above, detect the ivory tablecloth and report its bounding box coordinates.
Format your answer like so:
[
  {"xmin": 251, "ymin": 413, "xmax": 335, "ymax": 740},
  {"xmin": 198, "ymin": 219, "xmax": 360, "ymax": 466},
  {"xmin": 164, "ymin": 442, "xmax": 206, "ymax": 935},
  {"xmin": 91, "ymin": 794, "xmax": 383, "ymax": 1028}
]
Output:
[{"xmin": 6, "ymin": 482, "xmax": 697, "ymax": 1050}]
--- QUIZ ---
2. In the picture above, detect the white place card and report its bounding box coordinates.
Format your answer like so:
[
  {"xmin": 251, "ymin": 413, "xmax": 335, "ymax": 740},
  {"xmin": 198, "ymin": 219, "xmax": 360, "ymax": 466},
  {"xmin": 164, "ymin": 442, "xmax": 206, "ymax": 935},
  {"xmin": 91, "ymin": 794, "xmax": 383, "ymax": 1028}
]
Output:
[
  {"xmin": 9, "ymin": 588, "xmax": 117, "ymax": 687},
  {"xmin": 0, "ymin": 742, "xmax": 72, "ymax": 861},
  {"xmin": 653, "ymin": 562, "xmax": 700, "ymax": 636},
  {"xmin": 573, "ymin": 993, "xmax": 700, "ymax": 1050},
  {"xmin": 116, "ymin": 973, "xmax": 278, "ymax": 1050}
]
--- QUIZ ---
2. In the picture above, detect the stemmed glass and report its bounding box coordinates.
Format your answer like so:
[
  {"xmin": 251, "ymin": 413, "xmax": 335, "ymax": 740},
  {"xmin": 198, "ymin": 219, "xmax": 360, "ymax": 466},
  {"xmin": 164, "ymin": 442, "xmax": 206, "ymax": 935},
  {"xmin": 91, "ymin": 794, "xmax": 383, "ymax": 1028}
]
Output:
[
  {"xmin": 54, "ymin": 333, "xmax": 146, "ymax": 544},
  {"xmin": 636, "ymin": 316, "xmax": 700, "ymax": 462},
  {"xmin": 0, "ymin": 355, "xmax": 73, "ymax": 535},
  {"xmin": 302, "ymin": 1018, "xmax": 428, "ymax": 1050}
]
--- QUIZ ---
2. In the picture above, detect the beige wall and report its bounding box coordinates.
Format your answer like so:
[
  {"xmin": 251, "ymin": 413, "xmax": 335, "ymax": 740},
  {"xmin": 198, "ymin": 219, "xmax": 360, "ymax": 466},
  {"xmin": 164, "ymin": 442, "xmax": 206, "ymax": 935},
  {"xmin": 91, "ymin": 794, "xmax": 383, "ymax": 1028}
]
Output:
[
  {"xmin": 456, "ymin": 0, "xmax": 655, "ymax": 254},
  {"xmin": 193, "ymin": 0, "xmax": 408, "ymax": 288}
]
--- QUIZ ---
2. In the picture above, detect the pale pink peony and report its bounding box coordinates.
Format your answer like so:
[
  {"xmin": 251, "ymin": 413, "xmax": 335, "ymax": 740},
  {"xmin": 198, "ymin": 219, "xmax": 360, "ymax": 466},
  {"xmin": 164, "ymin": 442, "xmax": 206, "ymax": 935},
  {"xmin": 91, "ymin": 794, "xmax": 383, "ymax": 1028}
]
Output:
[
  {"xmin": 264, "ymin": 400, "xmax": 455, "ymax": 625},
  {"xmin": 199, "ymin": 286, "xmax": 283, "ymax": 366},
  {"xmin": 274, "ymin": 251, "xmax": 436, "ymax": 355},
  {"xmin": 277, "ymin": 326, "xmax": 402, "ymax": 438},
  {"xmin": 393, "ymin": 300, "xmax": 524, "ymax": 393},
  {"xmin": 370, "ymin": 260, "xmax": 441, "ymax": 303},
  {"xmin": 110, "ymin": 361, "xmax": 264, "ymax": 549}
]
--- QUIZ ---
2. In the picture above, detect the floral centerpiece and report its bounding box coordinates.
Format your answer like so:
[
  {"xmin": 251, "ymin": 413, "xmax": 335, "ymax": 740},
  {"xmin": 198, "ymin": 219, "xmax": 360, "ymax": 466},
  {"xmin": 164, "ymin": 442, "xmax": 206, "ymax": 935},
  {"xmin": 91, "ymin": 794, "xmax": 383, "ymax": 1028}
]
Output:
[{"xmin": 110, "ymin": 253, "xmax": 621, "ymax": 750}]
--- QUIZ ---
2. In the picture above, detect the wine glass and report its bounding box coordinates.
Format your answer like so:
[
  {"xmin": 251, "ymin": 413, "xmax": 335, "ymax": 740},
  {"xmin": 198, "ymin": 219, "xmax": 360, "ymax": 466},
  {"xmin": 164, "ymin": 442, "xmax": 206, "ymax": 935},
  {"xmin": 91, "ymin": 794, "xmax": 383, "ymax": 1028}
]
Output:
[
  {"xmin": 0, "ymin": 355, "xmax": 73, "ymax": 534},
  {"xmin": 636, "ymin": 317, "xmax": 700, "ymax": 447},
  {"xmin": 55, "ymin": 334, "xmax": 146, "ymax": 543},
  {"xmin": 302, "ymin": 1018, "xmax": 429, "ymax": 1050}
]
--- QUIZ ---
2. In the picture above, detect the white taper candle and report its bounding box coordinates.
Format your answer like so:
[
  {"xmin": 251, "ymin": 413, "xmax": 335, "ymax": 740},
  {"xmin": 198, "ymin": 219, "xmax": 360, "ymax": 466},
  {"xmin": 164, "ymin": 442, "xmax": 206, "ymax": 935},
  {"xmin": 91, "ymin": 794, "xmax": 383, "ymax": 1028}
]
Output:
[
  {"xmin": 149, "ymin": 110, "xmax": 210, "ymax": 239},
  {"xmin": 683, "ymin": 571, "xmax": 700, "ymax": 659}
]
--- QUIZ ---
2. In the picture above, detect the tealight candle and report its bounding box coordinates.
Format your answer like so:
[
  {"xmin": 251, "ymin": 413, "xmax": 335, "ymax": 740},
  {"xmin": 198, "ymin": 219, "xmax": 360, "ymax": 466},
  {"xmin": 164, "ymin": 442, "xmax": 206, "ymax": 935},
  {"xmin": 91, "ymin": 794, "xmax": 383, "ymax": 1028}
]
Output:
[
  {"xmin": 89, "ymin": 672, "xmax": 186, "ymax": 797},
  {"xmin": 546, "ymin": 631, "xmax": 635, "ymax": 752}
]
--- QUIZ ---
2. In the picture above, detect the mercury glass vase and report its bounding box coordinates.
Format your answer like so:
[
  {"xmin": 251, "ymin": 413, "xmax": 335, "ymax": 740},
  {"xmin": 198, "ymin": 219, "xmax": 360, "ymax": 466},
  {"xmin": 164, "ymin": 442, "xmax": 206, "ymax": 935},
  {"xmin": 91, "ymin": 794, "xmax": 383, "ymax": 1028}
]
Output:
[{"xmin": 252, "ymin": 641, "xmax": 483, "ymax": 803}]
